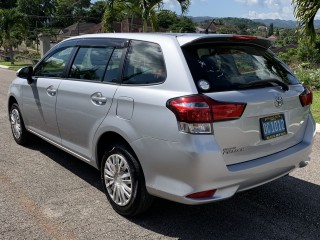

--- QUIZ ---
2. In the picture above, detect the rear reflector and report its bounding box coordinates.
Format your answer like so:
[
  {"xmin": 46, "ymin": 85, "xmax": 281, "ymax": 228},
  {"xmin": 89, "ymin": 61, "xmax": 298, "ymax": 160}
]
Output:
[
  {"xmin": 167, "ymin": 95, "xmax": 246, "ymax": 134},
  {"xmin": 186, "ymin": 189, "xmax": 217, "ymax": 199},
  {"xmin": 299, "ymin": 86, "xmax": 313, "ymax": 106}
]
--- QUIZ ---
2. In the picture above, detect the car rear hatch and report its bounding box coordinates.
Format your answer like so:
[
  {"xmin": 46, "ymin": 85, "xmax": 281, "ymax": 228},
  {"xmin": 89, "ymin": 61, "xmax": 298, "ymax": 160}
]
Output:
[{"xmin": 179, "ymin": 35, "xmax": 313, "ymax": 165}]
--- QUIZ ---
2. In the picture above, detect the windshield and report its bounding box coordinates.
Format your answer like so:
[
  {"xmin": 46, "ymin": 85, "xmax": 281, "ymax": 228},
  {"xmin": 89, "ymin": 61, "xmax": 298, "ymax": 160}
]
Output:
[{"xmin": 182, "ymin": 44, "xmax": 300, "ymax": 92}]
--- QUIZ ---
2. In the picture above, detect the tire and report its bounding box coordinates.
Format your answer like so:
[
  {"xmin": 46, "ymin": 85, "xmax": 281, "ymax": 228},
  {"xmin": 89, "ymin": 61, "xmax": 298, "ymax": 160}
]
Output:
[
  {"xmin": 9, "ymin": 103, "xmax": 29, "ymax": 145},
  {"xmin": 101, "ymin": 144, "xmax": 153, "ymax": 217}
]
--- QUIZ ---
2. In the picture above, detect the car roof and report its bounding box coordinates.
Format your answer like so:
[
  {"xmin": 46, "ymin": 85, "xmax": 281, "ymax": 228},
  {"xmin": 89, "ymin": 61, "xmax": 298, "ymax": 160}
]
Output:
[{"xmin": 61, "ymin": 33, "xmax": 272, "ymax": 49}]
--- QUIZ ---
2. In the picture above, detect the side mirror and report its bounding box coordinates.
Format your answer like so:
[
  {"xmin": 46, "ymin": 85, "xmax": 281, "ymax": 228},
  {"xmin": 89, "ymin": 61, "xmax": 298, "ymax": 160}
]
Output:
[{"xmin": 16, "ymin": 66, "xmax": 34, "ymax": 84}]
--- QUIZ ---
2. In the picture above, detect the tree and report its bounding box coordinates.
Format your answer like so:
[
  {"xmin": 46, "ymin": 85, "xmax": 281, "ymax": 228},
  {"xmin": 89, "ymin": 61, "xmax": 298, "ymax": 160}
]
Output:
[
  {"xmin": 157, "ymin": 10, "xmax": 179, "ymax": 29},
  {"xmin": 87, "ymin": 1, "xmax": 106, "ymax": 23},
  {"xmin": 102, "ymin": 0, "xmax": 138, "ymax": 32},
  {"xmin": 292, "ymin": 0, "xmax": 320, "ymax": 42},
  {"xmin": 296, "ymin": 37, "xmax": 320, "ymax": 64},
  {"xmin": 0, "ymin": 0, "xmax": 17, "ymax": 9},
  {"xmin": 268, "ymin": 23, "xmax": 274, "ymax": 36},
  {"xmin": 102, "ymin": 0, "xmax": 191, "ymax": 33},
  {"xmin": 17, "ymin": 0, "xmax": 56, "ymax": 30},
  {"xmin": 54, "ymin": 0, "xmax": 91, "ymax": 27},
  {"xmin": 169, "ymin": 16, "xmax": 195, "ymax": 33},
  {"xmin": 237, "ymin": 23, "xmax": 247, "ymax": 35},
  {"xmin": 140, "ymin": 0, "xmax": 190, "ymax": 32},
  {"xmin": 0, "ymin": 8, "xmax": 26, "ymax": 64}
]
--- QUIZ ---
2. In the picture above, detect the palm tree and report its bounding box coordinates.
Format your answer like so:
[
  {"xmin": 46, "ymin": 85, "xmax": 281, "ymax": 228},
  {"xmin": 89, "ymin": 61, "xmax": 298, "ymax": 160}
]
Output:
[
  {"xmin": 292, "ymin": 0, "xmax": 320, "ymax": 42},
  {"xmin": 0, "ymin": 8, "xmax": 26, "ymax": 64},
  {"xmin": 102, "ymin": 0, "xmax": 191, "ymax": 33},
  {"xmin": 102, "ymin": 0, "xmax": 136, "ymax": 32},
  {"xmin": 139, "ymin": 0, "xmax": 190, "ymax": 32}
]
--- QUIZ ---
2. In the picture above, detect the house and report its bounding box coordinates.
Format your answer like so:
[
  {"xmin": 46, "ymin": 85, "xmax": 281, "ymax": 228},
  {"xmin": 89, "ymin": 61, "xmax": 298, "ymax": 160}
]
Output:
[
  {"xmin": 196, "ymin": 22, "xmax": 217, "ymax": 34},
  {"xmin": 57, "ymin": 22, "xmax": 102, "ymax": 40},
  {"xmin": 113, "ymin": 17, "xmax": 166, "ymax": 33}
]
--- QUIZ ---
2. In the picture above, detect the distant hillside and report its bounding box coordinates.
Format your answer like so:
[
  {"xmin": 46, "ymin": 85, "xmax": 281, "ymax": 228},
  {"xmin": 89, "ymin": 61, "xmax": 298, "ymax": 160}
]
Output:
[
  {"xmin": 191, "ymin": 16, "xmax": 320, "ymax": 29},
  {"xmin": 253, "ymin": 19, "xmax": 320, "ymax": 29},
  {"xmin": 191, "ymin": 16, "xmax": 213, "ymax": 23},
  {"xmin": 253, "ymin": 19, "xmax": 297, "ymax": 28},
  {"xmin": 191, "ymin": 16, "xmax": 264, "ymax": 29}
]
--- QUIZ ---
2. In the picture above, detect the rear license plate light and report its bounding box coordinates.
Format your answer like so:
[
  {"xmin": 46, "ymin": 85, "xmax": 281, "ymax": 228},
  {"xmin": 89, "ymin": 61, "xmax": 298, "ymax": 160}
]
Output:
[{"xmin": 260, "ymin": 114, "xmax": 287, "ymax": 140}]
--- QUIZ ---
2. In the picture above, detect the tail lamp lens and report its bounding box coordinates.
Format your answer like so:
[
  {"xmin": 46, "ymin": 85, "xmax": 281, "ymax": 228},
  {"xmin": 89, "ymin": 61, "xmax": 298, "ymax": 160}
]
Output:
[
  {"xmin": 167, "ymin": 95, "xmax": 246, "ymax": 134},
  {"xmin": 299, "ymin": 86, "xmax": 313, "ymax": 107}
]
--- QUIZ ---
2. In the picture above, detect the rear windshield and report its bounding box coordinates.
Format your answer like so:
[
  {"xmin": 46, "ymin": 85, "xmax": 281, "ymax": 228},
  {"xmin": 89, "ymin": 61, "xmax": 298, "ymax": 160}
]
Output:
[{"xmin": 182, "ymin": 44, "xmax": 300, "ymax": 92}]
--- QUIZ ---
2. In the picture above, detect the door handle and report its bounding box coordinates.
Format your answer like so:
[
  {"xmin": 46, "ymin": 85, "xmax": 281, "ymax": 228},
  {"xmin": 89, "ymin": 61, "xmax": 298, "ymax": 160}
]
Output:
[
  {"xmin": 46, "ymin": 86, "xmax": 57, "ymax": 96},
  {"xmin": 91, "ymin": 92, "xmax": 107, "ymax": 105}
]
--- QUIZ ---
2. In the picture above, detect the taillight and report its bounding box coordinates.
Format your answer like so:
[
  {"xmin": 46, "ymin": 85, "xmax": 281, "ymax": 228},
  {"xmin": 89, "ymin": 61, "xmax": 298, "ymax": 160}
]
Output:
[
  {"xmin": 299, "ymin": 86, "xmax": 313, "ymax": 107},
  {"xmin": 212, "ymin": 101, "xmax": 247, "ymax": 121},
  {"xmin": 167, "ymin": 95, "xmax": 246, "ymax": 134}
]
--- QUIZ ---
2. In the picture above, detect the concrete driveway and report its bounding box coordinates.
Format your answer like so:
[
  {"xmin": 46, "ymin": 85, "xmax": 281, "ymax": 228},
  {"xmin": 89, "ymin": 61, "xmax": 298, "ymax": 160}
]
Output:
[{"xmin": 1, "ymin": 68, "xmax": 319, "ymax": 240}]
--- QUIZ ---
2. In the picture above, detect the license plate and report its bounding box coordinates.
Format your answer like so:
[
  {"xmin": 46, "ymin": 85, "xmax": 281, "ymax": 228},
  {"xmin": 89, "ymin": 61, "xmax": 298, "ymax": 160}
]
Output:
[{"xmin": 260, "ymin": 114, "xmax": 287, "ymax": 140}]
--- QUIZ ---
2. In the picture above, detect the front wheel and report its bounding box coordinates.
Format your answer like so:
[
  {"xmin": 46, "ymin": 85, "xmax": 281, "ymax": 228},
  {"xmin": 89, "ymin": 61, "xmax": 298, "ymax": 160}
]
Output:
[
  {"xmin": 9, "ymin": 103, "xmax": 29, "ymax": 145},
  {"xmin": 101, "ymin": 144, "xmax": 153, "ymax": 216}
]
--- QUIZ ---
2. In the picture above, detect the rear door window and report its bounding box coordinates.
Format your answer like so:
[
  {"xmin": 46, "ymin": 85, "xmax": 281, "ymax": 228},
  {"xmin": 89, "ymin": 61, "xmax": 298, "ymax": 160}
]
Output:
[
  {"xmin": 183, "ymin": 44, "xmax": 299, "ymax": 92},
  {"xmin": 122, "ymin": 40, "xmax": 166, "ymax": 85},
  {"xmin": 69, "ymin": 47, "xmax": 113, "ymax": 81}
]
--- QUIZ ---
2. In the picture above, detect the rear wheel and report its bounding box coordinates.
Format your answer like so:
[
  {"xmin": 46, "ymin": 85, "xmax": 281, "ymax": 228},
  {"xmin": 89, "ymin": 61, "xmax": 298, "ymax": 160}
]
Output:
[
  {"xmin": 101, "ymin": 144, "xmax": 153, "ymax": 216},
  {"xmin": 9, "ymin": 103, "xmax": 29, "ymax": 145}
]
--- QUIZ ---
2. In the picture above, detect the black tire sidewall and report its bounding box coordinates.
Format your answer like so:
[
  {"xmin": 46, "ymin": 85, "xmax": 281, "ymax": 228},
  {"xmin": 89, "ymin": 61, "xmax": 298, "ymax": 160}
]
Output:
[
  {"xmin": 10, "ymin": 103, "xmax": 27, "ymax": 145},
  {"xmin": 101, "ymin": 144, "xmax": 144, "ymax": 216}
]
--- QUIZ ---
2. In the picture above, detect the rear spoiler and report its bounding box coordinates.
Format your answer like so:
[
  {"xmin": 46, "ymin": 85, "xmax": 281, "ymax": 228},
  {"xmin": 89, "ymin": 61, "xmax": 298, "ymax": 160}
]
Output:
[{"xmin": 178, "ymin": 34, "xmax": 271, "ymax": 49}]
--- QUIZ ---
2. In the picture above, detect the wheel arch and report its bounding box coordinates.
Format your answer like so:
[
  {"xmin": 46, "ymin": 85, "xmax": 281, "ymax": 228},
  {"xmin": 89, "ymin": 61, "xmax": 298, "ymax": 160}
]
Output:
[
  {"xmin": 96, "ymin": 131, "xmax": 143, "ymax": 173},
  {"xmin": 8, "ymin": 96, "xmax": 18, "ymax": 119}
]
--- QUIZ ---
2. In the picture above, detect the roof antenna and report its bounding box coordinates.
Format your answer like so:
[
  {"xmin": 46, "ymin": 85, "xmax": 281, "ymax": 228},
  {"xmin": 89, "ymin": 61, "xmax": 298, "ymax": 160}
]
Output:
[{"xmin": 204, "ymin": 19, "xmax": 215, "ymax": 34}]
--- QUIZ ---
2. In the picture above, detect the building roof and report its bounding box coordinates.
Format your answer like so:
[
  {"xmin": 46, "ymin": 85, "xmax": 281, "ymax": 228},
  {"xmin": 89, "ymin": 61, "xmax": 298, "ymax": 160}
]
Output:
[{"xmin": 58, "ymin": 22, "xmax": 102, "ymax": 38}]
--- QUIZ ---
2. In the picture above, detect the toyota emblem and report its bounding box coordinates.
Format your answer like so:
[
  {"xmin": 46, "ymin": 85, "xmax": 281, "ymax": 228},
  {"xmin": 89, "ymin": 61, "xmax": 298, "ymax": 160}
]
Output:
[{"xmin": 274, "ymin": 96, "xmax": 283, "ymax": 108}]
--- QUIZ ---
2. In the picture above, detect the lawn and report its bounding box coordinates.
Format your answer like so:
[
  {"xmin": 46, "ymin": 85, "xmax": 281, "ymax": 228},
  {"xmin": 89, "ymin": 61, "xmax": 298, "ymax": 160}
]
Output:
[
  {"xmin": 0, "ymin": 61, "xmax": 30, "ymax": 71},
  {"xmin": 312, "ymin": 91, "xmax": 320, "ymax": 123}
]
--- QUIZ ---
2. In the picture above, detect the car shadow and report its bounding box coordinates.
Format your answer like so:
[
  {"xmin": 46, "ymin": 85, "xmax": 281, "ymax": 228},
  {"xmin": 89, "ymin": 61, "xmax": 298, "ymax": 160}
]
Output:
[
  {"xmin": 25, "ymin": 135, "xmax": 320, "ymax": 240},
  {"xmin": 25, "ymin": 135, "xmax": 103, "ymax": 191}
]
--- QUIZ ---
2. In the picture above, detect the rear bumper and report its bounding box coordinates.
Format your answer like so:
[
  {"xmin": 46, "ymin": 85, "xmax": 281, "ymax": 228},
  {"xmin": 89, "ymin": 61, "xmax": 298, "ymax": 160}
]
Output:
[{"xmin": 131, "ymin": 114, "xmax": 316, "ymax": 205}]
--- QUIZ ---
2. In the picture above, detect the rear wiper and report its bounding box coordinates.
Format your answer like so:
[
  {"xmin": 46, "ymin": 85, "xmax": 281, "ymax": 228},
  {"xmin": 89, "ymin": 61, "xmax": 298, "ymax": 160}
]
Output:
[{"xmin": 237, "ymin": 79, "xmax": 289, "ymax": 91}]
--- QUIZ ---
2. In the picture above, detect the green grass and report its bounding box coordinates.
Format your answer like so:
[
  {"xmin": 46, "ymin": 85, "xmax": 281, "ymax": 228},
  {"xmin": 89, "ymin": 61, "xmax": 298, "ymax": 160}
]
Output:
[
  {"xmin": 0, "ymin": 61, "xmax": 30, "ymax": 71},
  {"xmin": 312, "ymin": 91, "xmax": 320, "ymax": 123}
]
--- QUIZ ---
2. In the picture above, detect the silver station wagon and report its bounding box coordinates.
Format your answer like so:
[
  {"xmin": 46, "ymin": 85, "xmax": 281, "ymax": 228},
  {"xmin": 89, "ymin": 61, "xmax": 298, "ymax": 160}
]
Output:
[{"xmin": 8, "ymin": 33, "xmax": 316, "ymax": 216}]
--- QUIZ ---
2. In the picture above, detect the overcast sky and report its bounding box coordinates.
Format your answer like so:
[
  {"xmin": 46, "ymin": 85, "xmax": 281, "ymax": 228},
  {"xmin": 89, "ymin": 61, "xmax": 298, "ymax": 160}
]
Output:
[{"xmin": 163, "ymin": 0, "xmax": 297, "ymax": 20}]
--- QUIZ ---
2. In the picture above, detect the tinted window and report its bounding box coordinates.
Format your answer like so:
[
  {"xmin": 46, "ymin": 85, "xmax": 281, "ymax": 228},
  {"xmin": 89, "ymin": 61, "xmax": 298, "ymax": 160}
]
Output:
[
  {"xmin": 34, "ymin": 47, "xmax": 74, "ymax": 78},
  {"xmin": 104, "ymin": 48, "xmax": 124, "ymax": 83},
  {"xmin": 183, "ymin": 44, "xmax": 300, "ymax": 92},
  {"xmin": 69, "ymin": 47, "xmax": 113, "ymax": 81},
  {"xmin": 123, "ymin": 40, "xmax": 166, "ymax": 85}
]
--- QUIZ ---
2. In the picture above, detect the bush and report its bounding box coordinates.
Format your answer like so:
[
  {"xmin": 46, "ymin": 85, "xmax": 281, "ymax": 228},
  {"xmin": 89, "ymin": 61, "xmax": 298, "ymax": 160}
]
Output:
[
  {"xmin": 296, "ymin": 38, "xmax": 320, "ymax": 64},
  {"xmin": 295, "ymin": 66, "xmax": 320, "ymax": 90},
  {"xmin": 278, "ymin": 48, "xmax": 298, "ymax": 64}
]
